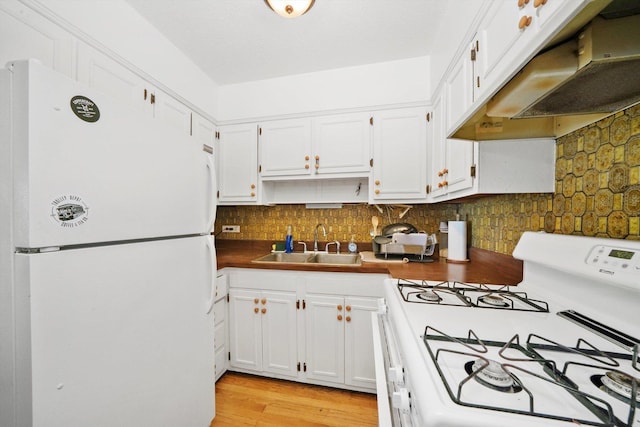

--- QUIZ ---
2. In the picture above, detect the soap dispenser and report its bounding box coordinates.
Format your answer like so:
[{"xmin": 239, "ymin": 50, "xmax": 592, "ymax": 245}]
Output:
[
  {"xmin": 285, "ymin": 225, "xmax": 294, "ymax": 253},
  {"xmin": 348, "ymin": 235, "xmax": 358, "ymax": 254}
]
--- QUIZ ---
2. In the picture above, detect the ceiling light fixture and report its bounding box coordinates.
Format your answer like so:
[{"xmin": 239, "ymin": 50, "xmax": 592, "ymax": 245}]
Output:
[{"xmin": 264, "ymin": 0, "xmax": 315, "ymax": 18}]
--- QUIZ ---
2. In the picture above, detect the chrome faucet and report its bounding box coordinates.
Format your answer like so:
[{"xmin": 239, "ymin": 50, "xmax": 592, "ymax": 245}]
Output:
[
  {"xmin": 325, "ymin": 241, "xmax": 340, "ymax": 254},
  {"xmin": 313, "ymin": 223, "xmax": 327, "ymax": 252}
]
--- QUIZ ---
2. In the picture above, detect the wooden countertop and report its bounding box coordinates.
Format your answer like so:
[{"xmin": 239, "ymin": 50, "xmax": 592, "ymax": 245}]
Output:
[{"xmin": 215, "ymin": 239, "xmax": 523, "ymax": 285}]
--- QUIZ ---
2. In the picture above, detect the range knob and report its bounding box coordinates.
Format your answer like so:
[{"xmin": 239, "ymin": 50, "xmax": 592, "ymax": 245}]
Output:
[{"xmin": 391, "ymin": 388, "xmax": 411, "ymax": 414}]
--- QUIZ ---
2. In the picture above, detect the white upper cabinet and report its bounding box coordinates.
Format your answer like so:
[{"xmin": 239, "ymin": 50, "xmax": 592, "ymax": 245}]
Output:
[
  {"xmin": 77, "ymin": 42, "xmax": 149, "ymax": 114},
  {"xmin": 311, "ymin": 112, "xmax": 371, "ymax": 177},
  {"xmin": 0, "ymin": 2, "xmax": 75, "ymax": 78},
  {"xmin": 259, "ymin": 118, "xmax": 312, "ymax": 178},
  {"xmin": 153, "ymin": 88, "xmax": 193, "ymax": 136},
  {"xmin": 446, "ymin": 45, "xmax": 475, "ymax": 134},
  {"xmin": 217, "ymin": 123, "xmax": 259, "ymax": 205},
  {"xmin": 259, "ymin": 113, "xmax": 371, "ymax": 180},
  {"xmin": 77, "ymin": 42, "xmax": 193, "ymax": 135},
  {"xmin": 429, "ymin": 93, "xmax": 475, "ymax": 201},
  {"xmin": 371, "ymin": 107, "xmax": 428, "ymax": 203}
]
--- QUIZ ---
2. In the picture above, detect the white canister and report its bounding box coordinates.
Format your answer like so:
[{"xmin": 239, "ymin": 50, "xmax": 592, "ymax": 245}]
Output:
[{"xmin": 447, "ymin": 220, "xmax": 468, "ymax": 262}]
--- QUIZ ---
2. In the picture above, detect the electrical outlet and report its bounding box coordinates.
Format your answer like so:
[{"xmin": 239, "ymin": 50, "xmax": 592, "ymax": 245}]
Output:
[{"xmin": 222, "ymin": 225, "xmax": 240, "ymax": 233}]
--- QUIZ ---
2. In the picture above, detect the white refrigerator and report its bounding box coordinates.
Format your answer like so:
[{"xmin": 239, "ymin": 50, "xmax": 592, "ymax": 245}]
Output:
[{"xmin": 0, "ymin": 60, "xmax": 217, "ymax": 427}]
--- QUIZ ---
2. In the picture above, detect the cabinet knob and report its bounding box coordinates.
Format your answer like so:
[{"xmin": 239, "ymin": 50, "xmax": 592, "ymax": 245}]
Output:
[
  {"xmin": 315, "ymin": 164, "xmax": 320, "ymax": 169},
  {"xmin": 305, "ymin": 164, "xmax": 310, "ymax": 169},
  {"xmin": 442, "ymin": 180, "xmax": 449, "ymax": 186},
  {"xmin": 375, "ymin": 189, "xmax": 380, "ymax": 195},
  {"xmin": 250, "ymin": 192, "xmax": 256, "ymax": 197},
  {"xmin": 346, "ymin": 316, "xmax": 351, "ymax": 322},
  {"xmin": 261, "ymin": 298, "xmax": 266, "ymax": 305},
  {"xmin": 438, "ymin": 182, "xmax": 444, "ymax": 188},
  {"xmin": 261, "ymin": 308, "xmax": 267, "ymax": 314},
  {"xmin": 517, "ymin": 0, "xmax": 530, "ymax": 7},
  {"xmin": 518, "ymin": 15, "xmax": 532, "ymax": 29},
  {"xmin": 533, "ymin": 0, "xmax": 546, "ymax": 7},
  {"xmin": 254, "ymin": 298, "xmax": 259, "ymax": 304},
  {"xmin": 315, "ymin": 155, "xmax": 320, "ymax": 160},
  {"xmin": 254, "ymin": 307, "xmax": 259, "ymax": 313},
  {"xmin": 438, "ymin": 171, "xmax": 444, "ymax": 177},
  {"xmin": 337, "ymin": 305, "xmax": 343, "ymax": 311},
  {"xmin": 374, "ymin": 180, "xmax": 380, "ymax": 185},
  {"xmin": 346, "ymin": 305, "xmax": 351, "ymax": 312},
  {"xmin": 250, "ymin": 184, "xmax": 256, "ymax": 189},
  {"xmin": 337, "ymin": 315, "xmax": 343, "ymax": 321},
  {"xmin": 305, "ymin": 155, "xmax": 310, "ymax": 161},
  {"xmin": 443, "ymin": 168, "xmax": 449, "ymax": 174}
]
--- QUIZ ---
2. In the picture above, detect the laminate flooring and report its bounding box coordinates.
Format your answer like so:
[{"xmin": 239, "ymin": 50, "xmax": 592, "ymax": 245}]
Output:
[{"xmin": 210, "ymin": 372, "xmax": 378, "ymax": 426}]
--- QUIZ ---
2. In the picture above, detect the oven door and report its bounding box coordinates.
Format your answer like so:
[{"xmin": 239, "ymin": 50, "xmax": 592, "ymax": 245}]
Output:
[{"xmin": 372, "ymin": 299, "xmax": 414, "ymax": 426}]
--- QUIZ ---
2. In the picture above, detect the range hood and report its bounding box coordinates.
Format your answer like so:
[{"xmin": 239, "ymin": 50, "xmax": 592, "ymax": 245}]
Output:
[
  {"xmin": 453, "ymin": 6, "xmax": 640, "ymax": 141},
  {"xmin": 487, "ymin": 13, "xmax": 640, "ymax": 119}
]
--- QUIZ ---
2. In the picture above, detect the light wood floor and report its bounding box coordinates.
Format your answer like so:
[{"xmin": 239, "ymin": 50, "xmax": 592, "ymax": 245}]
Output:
[{"xmin": 210, "ymin": 372, "xmax": 378, "ymax": 426}]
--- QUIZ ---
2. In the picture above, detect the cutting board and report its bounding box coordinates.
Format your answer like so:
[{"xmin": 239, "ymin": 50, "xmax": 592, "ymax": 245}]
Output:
[{"xmin": 360, "ymin": 251, "xmax": 406, "ymax": 264}]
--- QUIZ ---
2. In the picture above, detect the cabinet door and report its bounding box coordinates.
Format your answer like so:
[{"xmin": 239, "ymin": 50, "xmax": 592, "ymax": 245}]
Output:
[
  {"xmin": 312, "ymin": 113, "xmax": 371, "ymax": 176},
  {"xmin": 476, "ymin": 0, "xmax": 535, "ymax": 98},
  {"xmin": 260, "ymin": 118, "xmax": 311, "ymax": 178},
  {"xmin": 305, "ymin": 295, "xmax": 345, "ymax": 385},
  {"xmin": 344, "ymin": 297, "xmax": 377, "ymax": 390},
  {"xmin": 77, "ymin": 42, "xmax": 150, "ymax": 114},
  {"xmin": 372, "ymin": 107, "xmax": 427, "ymax": 201},
  {"xmin": 0, "ymin": 1, "xmax": 74, "ymax": 78},
  {"xmin": 446, "ymin": 49, "xmax": 474, "ymax": 135},
  {"xmin": 445, "ymin": 139, "xmax": 475, "ymax": 195},
  {"xmin": 429, "ymin": 95, "xmax": 447, "ymax": 200},
  {"xmin": 261, "ymin": 291, "xmax": 298, "ymax": 378},
  {"xmin": 213, "ymin": 299, "xmax": 227, "ymax": 381},
  {"xmin": 228, "ymin": 289, "xmax": 262, "ymax": 372},
  {"xmin": 192, "ymin": 114, "xmax": 215, "ymax": 150},
  {"xmin": 217, "ymin": 124, "xmax": 259, "ymax": 204},
  {"xmin": 152, "ymin": 88, "xmax": 192, "ymax": 136}
]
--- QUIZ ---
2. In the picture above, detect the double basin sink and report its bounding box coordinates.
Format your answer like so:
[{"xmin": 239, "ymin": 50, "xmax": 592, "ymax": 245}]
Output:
[{"xmin": 252, "ymin": 252, "xmax": 361, "ymax": 266}]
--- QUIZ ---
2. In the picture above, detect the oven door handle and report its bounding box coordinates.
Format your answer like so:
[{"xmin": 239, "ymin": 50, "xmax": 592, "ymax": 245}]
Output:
[{"xmin": 372, "ymin": 311, "xmax": 394, "ymax": 427}]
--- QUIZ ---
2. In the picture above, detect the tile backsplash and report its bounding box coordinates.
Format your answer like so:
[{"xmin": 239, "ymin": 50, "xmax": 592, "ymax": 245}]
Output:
[{"xmin": 216, "ymin": 105, "xmax": 640, "ymax": 255}]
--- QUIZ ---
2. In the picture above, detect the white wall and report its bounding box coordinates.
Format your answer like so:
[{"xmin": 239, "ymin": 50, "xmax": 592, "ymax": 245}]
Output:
[
  {"xmin": 217, "ymin": 56, "xmax": 430, "ymax": 122},
  {"xmin": 33, "ymin": 0, "xmax": 219, "ymax": 119}
]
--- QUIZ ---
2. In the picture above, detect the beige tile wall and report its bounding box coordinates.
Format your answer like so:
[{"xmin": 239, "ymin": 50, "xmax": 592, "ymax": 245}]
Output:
[{"xmin": 215, "ymin": 105, "xmax": 640, "ymax": 254}]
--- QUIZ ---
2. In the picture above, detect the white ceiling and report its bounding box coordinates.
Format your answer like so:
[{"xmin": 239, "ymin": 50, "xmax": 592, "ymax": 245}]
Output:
[{"xmin": 125, "ymin": 0, "xmax": 474, "ymax": 85}]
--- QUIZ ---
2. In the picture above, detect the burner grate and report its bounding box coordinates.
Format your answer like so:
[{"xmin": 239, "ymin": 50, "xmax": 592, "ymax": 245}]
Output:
[
  {"xmin": 397, "ymin": 279, "xmax": 549, "ymax": 312},
  {"xmin": 423, "ymin": 326, "xmax": 618, "ymax": 426}
]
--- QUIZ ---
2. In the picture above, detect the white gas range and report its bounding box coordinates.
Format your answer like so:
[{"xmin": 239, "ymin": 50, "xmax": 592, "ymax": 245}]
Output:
[{"xmin": 372, "ymin": 232, "xmax": 640, "ymax": 426}]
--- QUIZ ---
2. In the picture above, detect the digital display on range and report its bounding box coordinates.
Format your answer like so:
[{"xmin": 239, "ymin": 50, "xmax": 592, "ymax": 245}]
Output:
[{"xmin": 608, "ymin": 249, "xmax": 634, "ymax": 260}]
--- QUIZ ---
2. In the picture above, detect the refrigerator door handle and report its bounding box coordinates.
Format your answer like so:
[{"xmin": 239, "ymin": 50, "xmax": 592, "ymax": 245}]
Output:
[
  {"xmin": 205, "ymin": 155, "xmax": 216, "ymax": 232},
  {"xmin": 205, "ymin": 235, "xmax": 216, "ymax": 314}
]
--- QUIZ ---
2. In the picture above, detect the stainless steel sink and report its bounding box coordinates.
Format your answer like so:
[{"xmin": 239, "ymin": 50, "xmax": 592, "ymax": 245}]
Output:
[
  {"xmin": 252, "ymin": 252, "xmax": 361, "ymax": 266},
  {"xmin": 312, "ymin": 253, "xmax": 361, "ymax": 265},
  {"xmin": 252, "ymin": 252, "xmax": 315, "ymax": 263}
]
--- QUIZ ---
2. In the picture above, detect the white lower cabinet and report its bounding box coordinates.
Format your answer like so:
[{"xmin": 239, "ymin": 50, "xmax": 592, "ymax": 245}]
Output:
[
  {"xmin": 305, "ymin": 295, "xmax": 377, "ymax": 389},
  {"xmin": 213, "ymin": 273, "xmax": 228, "ymax": 381},
  {"xmin": 228, "ymin": 288, "xmax": 298, "ymax": 378},
  {"xmin": 226, "ymin": 268, "xmax": 386, "ymax": 392}
]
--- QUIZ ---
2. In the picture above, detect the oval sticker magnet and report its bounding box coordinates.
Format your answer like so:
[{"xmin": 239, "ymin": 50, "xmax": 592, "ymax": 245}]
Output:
[{"xmin": 70, "ymin": 95, "xmax": 100, "ymax": 123}]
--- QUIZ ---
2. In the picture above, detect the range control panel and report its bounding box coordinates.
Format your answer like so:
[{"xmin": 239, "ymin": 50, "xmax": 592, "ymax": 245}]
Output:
[{"xmin": 586, "ymin": 245, "xmax": 640, "ymax": 274}]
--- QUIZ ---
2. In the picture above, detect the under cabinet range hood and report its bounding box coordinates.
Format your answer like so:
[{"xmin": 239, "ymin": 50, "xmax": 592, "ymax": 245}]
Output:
[
  {"xmin": 487, "ymin": 13, "xmax": 640, "ymax": 119},
  {"xmin": 454, "ymin": 7, "xmax": 640, "ymax": 141}
]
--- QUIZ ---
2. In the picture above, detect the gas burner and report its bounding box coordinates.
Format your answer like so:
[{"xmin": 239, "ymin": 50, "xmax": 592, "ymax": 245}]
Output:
[
  {"xmin": 464, "ymin": 359, "xmax": 523, "ymax": 393},
  {"xmin": 592, "ymin": 371, "xmax": 640, "ymax": 404},
  {"xmin": 478, "ymin": 294, "xmax": 509, "ymax": 307},
  {"xmin": 417, "ymin": 290, "xmax": 441, "ymax": 302}
]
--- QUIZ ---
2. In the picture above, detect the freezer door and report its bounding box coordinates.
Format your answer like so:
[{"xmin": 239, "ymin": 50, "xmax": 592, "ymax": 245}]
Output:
[
  {"xmin": 12, "ymin": 235, "xmax": 216, "ymax": 427},
  {"xmin": 6, "ymin": 60, "xmax": 216, "ymax": 248}
]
